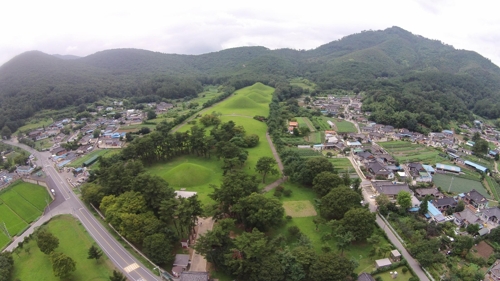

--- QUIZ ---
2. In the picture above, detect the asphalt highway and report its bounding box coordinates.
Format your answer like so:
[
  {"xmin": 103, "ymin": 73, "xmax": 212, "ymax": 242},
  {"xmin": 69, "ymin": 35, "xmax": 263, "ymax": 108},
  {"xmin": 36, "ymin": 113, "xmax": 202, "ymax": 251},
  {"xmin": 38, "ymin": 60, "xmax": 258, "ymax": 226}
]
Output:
[{"xmin": 3, "ymin": 140, "xmax": 160, "ymax": 281}]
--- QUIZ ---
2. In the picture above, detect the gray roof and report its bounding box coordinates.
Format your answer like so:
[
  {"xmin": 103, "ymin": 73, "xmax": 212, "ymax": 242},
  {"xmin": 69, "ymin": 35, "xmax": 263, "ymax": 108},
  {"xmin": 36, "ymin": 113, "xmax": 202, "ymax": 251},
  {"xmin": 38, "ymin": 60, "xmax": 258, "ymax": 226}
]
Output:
[
  {"xmin": 173, "ymin": 254, "xmax": 190, "ymax": 267},
  {"xmin": 465, "ymin": 189, "xmax": 487, "ymax": 203},
  {"xmin": 180, "ymin": 272, "xmax": 209, "ymax": 281},
  {"xmin": 415, "ymin": 188, "xmax": 441, "ymax": 197},
  {"xmin": 433, "ymin": 197, "xmax": 457, "ymax": 208},
  {"xmin": 454, "ymin": 209, "xmax": 482, "ymax": 225},
  {"xmin": 375, "ymin": 258, "xmax": 392, "ymax": 267},
  {"xmin": 357, "ymin": 273, "xmax": 376, "ymax": 281},
  {"xmin": 483, "ymin": 207, "xmax": 500, "ymax": 219},
  {"xmin": 373, "ymin": 181, "xmax": 410, "ymax": 196},
  {"xmin": 479, "ymin": 227, "xmax": 490, "ymax": 236}
]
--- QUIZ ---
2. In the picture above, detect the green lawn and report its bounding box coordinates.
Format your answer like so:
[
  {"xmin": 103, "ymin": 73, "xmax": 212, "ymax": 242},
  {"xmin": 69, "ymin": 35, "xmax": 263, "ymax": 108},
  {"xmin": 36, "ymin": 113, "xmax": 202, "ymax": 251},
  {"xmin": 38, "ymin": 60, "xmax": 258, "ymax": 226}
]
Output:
[
  {"xmin": 290, "ymin": 77, "xmax": 316, "ymax": 91},
  {"xmin": 374, "ymin": 265, "xmax": 413, "ymax": 280},
  {"xmin": 328, "ymin": 157, "xmax": 356, "ymax": 174},
  {"xmin": 15, "ymin": 118, "xmax": 53, "ymax": 134},
  {"xmin": 35, "ymin": 139, "xmax": 54, "ymax": 151},
  {"xmin": 433, "ymin": 173, "xmax": 489, "ymax": 198},
  {"xmin": 69, "ymin": 149, "xmax": 112, "ymax": 168},
  {"xmin": 486, "ymin": 176, "xmax": 500, "ymax": 201},
  {"xmin": 118, "ymin": 123, "xmax": 157, "ymax": 132},
  {"xmin": 11, "ymin": 215, "xmax": 116, "ymax": 281}
]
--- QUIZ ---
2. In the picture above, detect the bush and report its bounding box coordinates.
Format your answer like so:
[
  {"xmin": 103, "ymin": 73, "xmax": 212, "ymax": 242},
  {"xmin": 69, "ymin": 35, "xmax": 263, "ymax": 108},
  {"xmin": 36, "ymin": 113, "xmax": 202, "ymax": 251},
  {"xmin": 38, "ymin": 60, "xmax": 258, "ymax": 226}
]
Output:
[
  {"xmin": 409, "ymin": 277, "xmax": 419, "ymax": 281},
  {"xmin": 273, "ymin": 190, "xmax": 282, "ymax": 198},
  {"xmin": 283, "ymin": 189, "xmax": 292, "ymax": 197},
  {"xmin": 286, "ymin": 215, "xmax": 292, "ymax": 221},
  {"xmin": 276, "ymin": 185, "xmax": 285, "ymax": 192},
  {"xmin": 375, "ymin": 277, "xmax": 383, "ymax": 281},
  {"xmin": 288, "ymin": 226, "xmax": 301, "ymax": 236},
  {"xmin": 402, "ymin": 267, "xmax": 408, "ymax": 274}
]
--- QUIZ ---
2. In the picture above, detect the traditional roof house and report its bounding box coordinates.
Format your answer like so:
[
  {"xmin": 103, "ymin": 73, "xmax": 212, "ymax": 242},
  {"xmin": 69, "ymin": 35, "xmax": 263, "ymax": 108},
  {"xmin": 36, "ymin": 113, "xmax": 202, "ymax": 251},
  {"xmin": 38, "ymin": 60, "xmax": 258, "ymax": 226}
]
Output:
[
  {"xmin": 366, "ymin": 161, "xmax": 394, "ymax": 179},
  {"xmin": 454, "ymin": 208, "xmax": 483, "ymax": 227},
  {"xmin": 357, "ymin": 273, "xmax": 376, "ymax": 281},
  {"xmin": 482, "ymin": 207, "xmax": 500, "ymax": 223},
  {"xmin": 464, "ymin": 189, "xmax": 488, "ymax": 209},
  {"xmin": 372, "ymin": 181, "xmax": 411, "ymax": 200},
  {"xmin": 415, "ymin": 188, "xmax": 442, "ymax": 198},
  {"xmin": 432, "ymin": 197, "xmax": 457, "ymax": 211}
]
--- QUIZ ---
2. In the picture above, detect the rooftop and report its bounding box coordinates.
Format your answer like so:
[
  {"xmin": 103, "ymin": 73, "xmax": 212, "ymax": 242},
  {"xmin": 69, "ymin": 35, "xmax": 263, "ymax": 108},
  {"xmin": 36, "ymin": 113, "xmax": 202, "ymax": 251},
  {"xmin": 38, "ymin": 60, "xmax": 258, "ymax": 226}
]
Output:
[{"xmin": 435, "ymin": 163, "xmax": 461, "ymax": 172}]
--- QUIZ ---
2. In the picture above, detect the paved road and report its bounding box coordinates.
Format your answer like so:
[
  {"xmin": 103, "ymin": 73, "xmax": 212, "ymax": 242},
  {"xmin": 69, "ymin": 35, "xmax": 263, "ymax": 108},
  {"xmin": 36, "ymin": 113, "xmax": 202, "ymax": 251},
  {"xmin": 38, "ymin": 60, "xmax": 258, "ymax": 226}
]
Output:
[
  {"xmin": 189, "ymin": 217, "xmax": 214, "ymax": 272},
  {"xmin": 3, "ymin": 140, "xmax": 160, "ymax": 281}
]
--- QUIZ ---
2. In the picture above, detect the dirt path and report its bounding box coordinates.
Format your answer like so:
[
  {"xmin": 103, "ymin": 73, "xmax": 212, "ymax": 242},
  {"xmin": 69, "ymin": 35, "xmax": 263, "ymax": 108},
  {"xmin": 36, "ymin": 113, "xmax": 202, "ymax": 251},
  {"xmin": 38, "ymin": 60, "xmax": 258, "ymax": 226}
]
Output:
[{"xmin": 189, "ymin": 217, "xmax": 215, "ymax": 272}]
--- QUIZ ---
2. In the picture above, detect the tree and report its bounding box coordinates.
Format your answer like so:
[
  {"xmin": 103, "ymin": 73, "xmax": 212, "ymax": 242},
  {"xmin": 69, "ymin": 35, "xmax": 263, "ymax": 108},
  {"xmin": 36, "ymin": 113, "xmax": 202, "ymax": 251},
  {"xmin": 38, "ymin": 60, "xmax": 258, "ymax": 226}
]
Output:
[
  {"xmin": 455, "ymin": 200, "xmax": 465, "ymax": 212},
  {"xmin": 147, "ymin": 110, "xmax": 157, "ymax": 120},
  {"xmin": 50, "ymin": 251, "xmax": 76, "ymax": 278},
  {"xmin": 299, "ymin": 127, "xmax": 311, "ymax": 138},
  {"xmin": 320, "ymin": 187, "xmax": 362, "ymax": 220},
  {"xmin": 298, "ymin": 157, "xmax": 335, "ymax": 186},
  {"xmin": 396, "ymin": 191, "xmax": 412, "ymax": 210},
  {"xmin": 255, "ymin": 156, "xmax": 278, "ymax": 183},
  {"xmin": 143, "ymin": 233, "xmax": 175, "ymax": 265},
  {"xmin": 452, "ymin": 235, "xmax": 474, "ymax": 257},
  {"xmin": 244, "ymin": 134, "xmax": 259, "ymax": 148},
  {"xmin": 336, "ymin": 231, "xmax": 354, "ymax": 256},
  {"xmin": 419, "ymin": 196, "xmax": 429, "ymax": 215},
  {"xmin": 36, "ymin": 230, "xmax": 59, "ymax": 255},
  {"xmin": 81, "ymin": 183, "xmax": 106, "ymax": 206},
  {"xmin": 341, "ymin": 208, "xmax": 375, "ymax": 241},
  {"xmin": 109, "ymin": 270, "xmax": 127, "ymax": 281},
  {"xmin": 194, "ymin": 219, "xmax": 234, "ymax": 271},
  {"xmin": 375, "ymin": 194, "xmax": 390, "ymax": 208},
  {"xmin": 489, "ymin": 226, "xmax": 500, "ymax": 243},
  {"xmin": 93, "ymin": 129, "xmax": 101, "ymax": 138},
  {"xmin": 466, "ymin": 223, "xmax": 480, "ymax": 235},
  {"xmin": 0, "ymin": 252, "xmax": 14, "ymax": 281},
  {"xmin": 232, "ymin": 193, "xmax": 284, "ymax": 231},
  {"xmin": 1, "ymin": 126, "xmax": 11, "ymax": 139},
  {"xmin": 87, "ymin": 245, "xmax": 103, "ymax": 262},
  {"xmin": 210, "ymin": 171, "xmax": 259, "ymax": 216},
  {"xmin": 312, "ymin": 172, "xmax": 343, "ymax": 197},
  {"xmin": 309, "ymin": 252, "xmax": 355, "ymax": 281}
]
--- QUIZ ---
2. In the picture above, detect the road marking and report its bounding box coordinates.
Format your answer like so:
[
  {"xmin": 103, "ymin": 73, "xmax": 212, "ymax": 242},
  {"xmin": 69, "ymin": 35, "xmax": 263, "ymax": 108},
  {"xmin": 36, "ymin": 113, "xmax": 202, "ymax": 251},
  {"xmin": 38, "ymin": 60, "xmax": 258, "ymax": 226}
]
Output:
[{"xmin": 124, "ymin": 263, "xmax": 140, "ymax": 273}]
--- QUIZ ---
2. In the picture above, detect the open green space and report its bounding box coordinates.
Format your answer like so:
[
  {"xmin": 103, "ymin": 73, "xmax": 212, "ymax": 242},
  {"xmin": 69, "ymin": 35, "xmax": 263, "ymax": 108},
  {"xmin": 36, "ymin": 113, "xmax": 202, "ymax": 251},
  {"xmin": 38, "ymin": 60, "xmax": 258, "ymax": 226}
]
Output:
[
  {"xmin": 0, "ymin": 181, "xmax": 51, "ymax": 248},
  {"xmin": 329, "ymin": 157, "xmax": 356, "ymax": 174},
  {"xmin": 35, "ymin": 139, "xmax": 53, "ymax": 151},
  {"xmin": 379, "ymin": 141, "xmax": 442, "ymax": 164},
  {"xmin": 433, "ymin": 173, "xmax": 490, "ymax": 198},
  {"xmin": 118, "ymin": 123, "xmax": 157, "ymax": 131},
  {"xmin": 485, "ymin": 176, "xmax": 500, "ymax": 201},
  {"xmin": 148, "ymin": 155, "xmax": 223, "ymax": 204},
  {"xmin": 290, "ymin": 77, "xmax": 316, "ymax": 91},
  {"xmin": 69, "ymin": 149, "xmax": 112, "ymax": 168},
  {"xmin": 320, "ymin": 117, "xmax": 357, "ymax": 133},
  {"xmin": 11, "ymin": 215, "xmax": 116, "ymax": 281},
  {"xmin": 15, "ymin": 118, "xmax": 53, "ymax": 134},
  {"xmin": 265, "ymin": 182, "xmax": 391, "ymax": 273},
  {"xmin": 373, "ymin": 265, "xmax": 413, "ymax": 280},
  {"xmin": 207, "ymin": 82, "xmax": 274, "ymax": 117}
]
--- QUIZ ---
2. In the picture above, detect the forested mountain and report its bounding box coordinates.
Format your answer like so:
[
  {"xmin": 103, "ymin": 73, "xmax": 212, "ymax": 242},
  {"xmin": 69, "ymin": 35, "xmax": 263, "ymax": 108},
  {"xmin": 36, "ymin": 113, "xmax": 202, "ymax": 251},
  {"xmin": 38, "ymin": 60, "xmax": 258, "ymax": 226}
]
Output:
[{"xmin": 1, "ymin": 26, "xmax": 500, "ymax": 132}]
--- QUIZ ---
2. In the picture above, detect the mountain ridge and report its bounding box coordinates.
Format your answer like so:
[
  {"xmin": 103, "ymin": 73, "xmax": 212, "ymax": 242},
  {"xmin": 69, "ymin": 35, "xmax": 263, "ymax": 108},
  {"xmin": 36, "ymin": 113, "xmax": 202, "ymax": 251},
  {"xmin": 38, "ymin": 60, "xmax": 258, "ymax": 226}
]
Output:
[{"xmin": 0, "ymin": 26, "xmax": 499, "ymax": 133}]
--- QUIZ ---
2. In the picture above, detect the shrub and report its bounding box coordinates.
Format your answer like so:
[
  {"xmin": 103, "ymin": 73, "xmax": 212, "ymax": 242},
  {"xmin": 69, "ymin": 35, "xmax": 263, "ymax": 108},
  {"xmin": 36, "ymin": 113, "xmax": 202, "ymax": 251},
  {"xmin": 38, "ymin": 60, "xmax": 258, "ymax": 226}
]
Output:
[
  {"xmin": 288, "ymin": 226, "xmax": 301, "ymax": 236},
  {"xmin": 375, "ymin": 277, "xmax": 383, "ymax": 281},
  {"xmin": 273, "ymin": 190, "xmax": 282, "ymax": 198},
  {"xmin": 276, "ymin": 185, "xmax": 285, "ymax": 192},
  {"xmin": 286, "ymin": 215, "xmax": 292, "ymax": 221},
  {"xmin": 283, "ymin": 189, "xmax": 292, "ymax": 197},
  {"xmin": 402, "ymin": 267, "xmax": 408, "ymax": 274}
]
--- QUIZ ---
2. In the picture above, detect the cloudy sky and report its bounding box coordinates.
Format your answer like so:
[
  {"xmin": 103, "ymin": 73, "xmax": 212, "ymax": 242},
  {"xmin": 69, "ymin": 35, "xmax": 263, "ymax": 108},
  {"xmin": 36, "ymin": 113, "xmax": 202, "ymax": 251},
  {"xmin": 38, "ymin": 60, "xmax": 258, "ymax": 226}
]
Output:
[{"xmin": 2, "ymin": 0, "xmax": 500, "ymax": 66}]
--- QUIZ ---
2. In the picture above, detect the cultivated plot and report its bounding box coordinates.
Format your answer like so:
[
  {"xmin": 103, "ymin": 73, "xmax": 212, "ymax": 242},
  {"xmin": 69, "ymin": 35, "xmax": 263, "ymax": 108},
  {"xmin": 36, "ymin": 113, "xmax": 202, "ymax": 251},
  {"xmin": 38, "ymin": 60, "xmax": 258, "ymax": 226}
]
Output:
[
  {"xmin": 433, "ymin": 174, "xmax": 490, "ymax": 198},
  {"xmin": 379, "ymin": 141, "xmax": 441, "ymax": 164}
]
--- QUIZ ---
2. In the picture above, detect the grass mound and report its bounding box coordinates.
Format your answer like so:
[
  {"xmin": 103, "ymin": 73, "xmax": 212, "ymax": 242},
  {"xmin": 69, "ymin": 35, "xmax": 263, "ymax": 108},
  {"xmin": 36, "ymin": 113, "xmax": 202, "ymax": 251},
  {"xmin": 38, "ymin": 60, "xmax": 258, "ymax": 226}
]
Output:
[
  {"xmin": 222, "ymin": 95, "xmax": 261, "ymax": 110},
  {"xmin": 164, "ymin": 163, "xmax": 213, "ymax": 187},
  {"xmin": 246, "ymin": 92, "xmax": 270, "ymax": 103}
]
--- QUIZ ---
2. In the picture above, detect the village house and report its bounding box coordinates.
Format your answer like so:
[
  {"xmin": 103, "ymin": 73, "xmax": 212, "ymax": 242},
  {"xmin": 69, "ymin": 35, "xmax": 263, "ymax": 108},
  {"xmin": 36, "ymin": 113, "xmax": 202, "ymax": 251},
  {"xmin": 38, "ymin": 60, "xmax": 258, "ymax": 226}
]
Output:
[
  {"xmin": 366, "ymin": 161, "xmax": 394, "ymax": 179},
  {"xmin": 372, "ymin": 181, "xmax": 411, "ymax": 200},
  {"xmin": 414, "ymin": 187, "xmax": 442, "ymax": 199},
  {"xmin": 288, "ymin": 121, "xmax": 299, "ymax": 134},
  {"xmin": 432, "ymin": 197, "xmax": 457, "ymax": 211},
  {"xmin": 464, "ymin": 189, "xmax": 488, "ymax": 209},
  {"xmin": 454, "ymin": 208, "xmax": 483, "ymax": 227},
  {"xmin": 482, "ymin": 207, "xmax": 500, "ymax": 224}
]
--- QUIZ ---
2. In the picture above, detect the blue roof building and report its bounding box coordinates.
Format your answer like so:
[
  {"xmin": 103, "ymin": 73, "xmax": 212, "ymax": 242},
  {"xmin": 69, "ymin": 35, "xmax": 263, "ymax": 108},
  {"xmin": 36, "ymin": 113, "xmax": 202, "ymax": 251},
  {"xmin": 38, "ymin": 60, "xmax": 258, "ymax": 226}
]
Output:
[
  {"xmin": 436, "ymin": 163, "xmax": 461, "ymax": 173},
  {"xmin": 464, "ymin": 160, "xmax": 488, "ymax": 173},
  {"xmin": 422, "ymin": 164, "xmax": 435, "ymax": 174},
  {"xmin": 428, "ymin": 201, "xmax": 446, "ymax": 223}
]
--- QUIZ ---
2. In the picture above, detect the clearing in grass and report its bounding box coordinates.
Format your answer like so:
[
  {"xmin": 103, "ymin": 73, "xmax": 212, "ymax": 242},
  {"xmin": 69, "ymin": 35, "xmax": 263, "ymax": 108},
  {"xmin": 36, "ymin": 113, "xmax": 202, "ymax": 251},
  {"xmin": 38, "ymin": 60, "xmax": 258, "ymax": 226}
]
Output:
[
  {"xmin": 379, "ymin": 141, "xmax": 442, "ymax": 164},
  {"xmin": 283, "ymin": 201, "xmax": 317, "ymax": 217},
  {"xmin": 433, "ymin": 173, "xmax": 490, "ymax": 198},
  {"xmin": 69, "ymin": 149, "xmax": 112, "ymax": 168},
  {"xmin": 11, "ymin": 215, "xmax": 115, "ymax": 281}
]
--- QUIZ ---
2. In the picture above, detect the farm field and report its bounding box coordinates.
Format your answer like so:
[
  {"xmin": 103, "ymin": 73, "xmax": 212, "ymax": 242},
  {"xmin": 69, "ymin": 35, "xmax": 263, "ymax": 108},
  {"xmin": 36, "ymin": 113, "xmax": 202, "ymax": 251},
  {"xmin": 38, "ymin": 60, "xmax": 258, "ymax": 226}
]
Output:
[
  {"xmin": 433, "ymin": 174, "xmax": 490, "ymax": 198},
  {"xmin": 321, "ymin": 116, "xmax": 357, "ymax": 133},
  {"xmin": 329, "ymin": 157, "xmax": 356, "ymax": 174},
  {"xmin": 11, "ymin": 215, "xmax": 115, "ymax": 281},
  {"xmin": 485, "ymin": 176, "xmax": 500, "ymax": 201},
  {"xmin": 117, "ymin": 123, "xmax": 157, "ymax": 132},
  {"xmin": 378, "ymin": 141, "xmax": 442, "ymax": 164},
  {"xmin": 0, "ymin": 181, "xmax": 51, "ymax": 249},
  {"xmin": 15, "ymin": 118, "xmax": 53, "ymax": 134}
]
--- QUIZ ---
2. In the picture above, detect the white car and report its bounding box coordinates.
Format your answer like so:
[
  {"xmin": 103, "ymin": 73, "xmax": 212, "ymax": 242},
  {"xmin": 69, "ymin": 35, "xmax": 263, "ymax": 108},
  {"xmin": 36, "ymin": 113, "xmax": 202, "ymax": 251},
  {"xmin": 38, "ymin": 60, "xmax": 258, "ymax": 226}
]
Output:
[{"xmin": 51, "ymin": 189, "xmax": 55, "ymax": 195}]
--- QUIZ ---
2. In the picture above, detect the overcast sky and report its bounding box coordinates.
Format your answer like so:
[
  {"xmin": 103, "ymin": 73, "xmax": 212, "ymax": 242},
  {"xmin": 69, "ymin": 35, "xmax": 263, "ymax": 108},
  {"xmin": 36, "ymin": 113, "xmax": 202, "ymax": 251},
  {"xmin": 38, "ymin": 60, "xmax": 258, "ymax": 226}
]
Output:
[{"xmin": 2, "ymin": 0, "xmax": 500, "ymax": 67}]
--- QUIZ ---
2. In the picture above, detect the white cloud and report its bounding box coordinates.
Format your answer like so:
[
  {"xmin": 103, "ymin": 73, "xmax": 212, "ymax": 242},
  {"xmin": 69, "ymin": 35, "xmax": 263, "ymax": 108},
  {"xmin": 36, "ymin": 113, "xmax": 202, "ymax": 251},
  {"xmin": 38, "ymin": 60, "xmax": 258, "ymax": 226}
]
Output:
[{"xmin": 1, "ymin": 0, "xmax": 500, "ymax": 66}]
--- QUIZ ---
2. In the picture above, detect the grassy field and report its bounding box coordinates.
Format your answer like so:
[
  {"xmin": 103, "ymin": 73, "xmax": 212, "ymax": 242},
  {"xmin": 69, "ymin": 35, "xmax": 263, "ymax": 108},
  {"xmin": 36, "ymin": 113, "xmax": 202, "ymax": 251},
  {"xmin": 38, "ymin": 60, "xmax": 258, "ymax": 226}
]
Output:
[
  {"xmin": 433, "ymin": 173, "xmax": 490, "ymax": 198},
  {"xmin": 117, "ymin": 123, "xmax": 157, "ymax": 132},
  {"xmin": 373, "ymin": 265, "xmax": 413, "ymax": 280},
  {"xmin": 321, "ymin": 117, "xmax": 357, "ymax": 133},
  {"xmin": 34, "ymin": 139, "xmax": 53, "ymax": 151},
  {"xmin": 379, "ymin": 141, "xmax": 442, "ymax": 164},
  {"xmin": 15, "ymin": 118, "xmax": 53, "ymax": 134},
  {"xmin": 290, "ymin": 77, "xmax": 316, "ymax": 91},
  {"xmin": 11, "ymin": 215, "xmax": 116, "ymax": 281},
  {"xmin": 485, "ymin": 176, "xmax": 500, "ymax": 201},
  {"xmin": 208, "ymin": 82, "xmax": 274, "ymax": 117},
  {"xmin": 69, "ymin": 149, "xmax": 113, "ymax": 168},
  {"xmin": 0, "ymin": 181, "xmax": 51, "ymax": 249}
]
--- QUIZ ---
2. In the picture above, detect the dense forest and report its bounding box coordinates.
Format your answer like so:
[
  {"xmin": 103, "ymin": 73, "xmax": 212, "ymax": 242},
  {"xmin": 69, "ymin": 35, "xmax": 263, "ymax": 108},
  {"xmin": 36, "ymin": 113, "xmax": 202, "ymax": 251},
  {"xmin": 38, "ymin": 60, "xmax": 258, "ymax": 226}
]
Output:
[{"xmin": 1, "ymin": 26, "xmax": 500, "ymax": 132}]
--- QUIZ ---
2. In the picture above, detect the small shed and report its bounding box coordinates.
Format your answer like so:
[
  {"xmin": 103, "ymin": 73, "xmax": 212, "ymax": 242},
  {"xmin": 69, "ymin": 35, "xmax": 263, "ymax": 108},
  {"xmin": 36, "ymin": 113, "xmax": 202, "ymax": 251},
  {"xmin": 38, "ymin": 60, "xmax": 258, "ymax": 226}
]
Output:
[
  {"xmin": 172, "ymin": 266, "xmax": 184, "ymax": 278},
  {"xmin": 479, "ymin": 227, "xmax": 490, "ymax": 236},
  {"xmin": 173, "ymin": 254, "xmax": 190, "ymax": 269},
  {"xmin": 390, "ymin": 250, "xmax": 401, "ymax": 262},
  {"xmin": 375, "ymin": 258, "xmax": 392, "ymax": 269}
]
